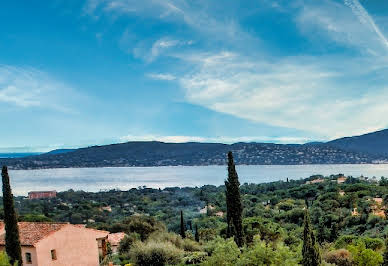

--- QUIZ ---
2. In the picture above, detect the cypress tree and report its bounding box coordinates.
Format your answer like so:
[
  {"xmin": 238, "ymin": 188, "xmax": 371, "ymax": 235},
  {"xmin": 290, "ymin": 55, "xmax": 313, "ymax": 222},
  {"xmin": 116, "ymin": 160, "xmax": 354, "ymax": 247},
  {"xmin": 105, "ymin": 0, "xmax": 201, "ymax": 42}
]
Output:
[
  {"xmin": 195, "ymin": 224, "xmax": 200, "ymax": 242},
  {"xmin": 225, "ymin": 151, "xmax": 244, "ymax": 247},
  {"xmin": 180, "ymin": 210, "xmax": 186, "ymax": 239},
  {"xmin": 383, "ymin": 238, "xmax": 388, "ymax": 266},
  {"xmin": 2, "ymin": 166, "xmax": 22, "ymax": 266},
  {"xmin": 302, "ymin": 210, "xmax": 321, "ymax": 266}
]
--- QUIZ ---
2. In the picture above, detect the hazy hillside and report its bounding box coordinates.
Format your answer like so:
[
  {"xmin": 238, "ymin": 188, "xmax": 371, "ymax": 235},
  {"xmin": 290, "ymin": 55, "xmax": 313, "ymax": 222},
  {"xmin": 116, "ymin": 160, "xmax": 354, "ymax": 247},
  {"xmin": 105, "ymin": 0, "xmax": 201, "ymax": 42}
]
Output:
[
  {"xmin": 327, "ymin": 129, "xmax": 388, "ymax": 156},
  {"xmin": 0, "ymin": 141, "xmax": 381, "ymax": 169}
]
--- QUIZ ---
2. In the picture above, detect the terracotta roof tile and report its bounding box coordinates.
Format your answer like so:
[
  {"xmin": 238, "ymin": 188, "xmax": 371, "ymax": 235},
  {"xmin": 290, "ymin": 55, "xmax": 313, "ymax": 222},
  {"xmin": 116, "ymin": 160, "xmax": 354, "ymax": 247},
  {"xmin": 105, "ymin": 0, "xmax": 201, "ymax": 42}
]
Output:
[
  {"xmin": 0, "ymin": 222, "xmax": 68, "ymax": 246},
  {"xmin": 108, "ymin": 232, "xmax": 127, "ymax": 246}
]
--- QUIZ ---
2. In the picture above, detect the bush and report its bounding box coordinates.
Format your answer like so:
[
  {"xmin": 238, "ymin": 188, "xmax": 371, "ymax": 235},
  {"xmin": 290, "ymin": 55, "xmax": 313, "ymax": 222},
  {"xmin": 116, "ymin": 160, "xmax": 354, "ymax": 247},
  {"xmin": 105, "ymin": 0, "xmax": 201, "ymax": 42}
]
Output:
[
  {"xmin": 147, "ymin": 231, "xmax": 202, "ymax": 252},
  {"xmin": 201, "ymin": 238, "xmax": 241, "ymax": 266},
  {"xmin": 334, "ymin": 236, "xmax": 384, "ymax": 251},
  {"xmin": 324, "ymin": 249, "xmax": 352, "ymax": 266},
  {"xmin": 119, "ymin": 233, "xmax": 141, "ymax": 254},
  {"xmin": 237, "ymin": 238, "xmax": 300, "ymax": 266},
  {"xmin": 347, "ymin": 241, "xmax": 383, "ymax": 266},
  {"xmin": 0, "ymin": 252, "xmax": 17, "ymax": 266},
  {"xmin": 183, "ymin": 251, "xmax": 208, "ymax": 265},
  {"xmin": 130, "ymin": 240, "xmax": 183, "ymax": 266}
]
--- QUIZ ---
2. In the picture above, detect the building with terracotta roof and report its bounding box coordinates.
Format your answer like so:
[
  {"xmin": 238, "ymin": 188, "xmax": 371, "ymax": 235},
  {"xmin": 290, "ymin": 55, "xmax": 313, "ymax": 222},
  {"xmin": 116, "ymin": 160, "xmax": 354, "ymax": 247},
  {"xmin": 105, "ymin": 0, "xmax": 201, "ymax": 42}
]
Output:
[
  {"xmin": 337, "ymin": 177, "xmax": 347, "ymax": 184},
  {"xmin": 28, "ymin": 191, "xmax": 57, "ymax": 200},
  {"xmin": 107, "ymin": 232, "xmax": 127, "ymax": 254},
  {"xmin": 305, "ymin": 178, "xmax": 325, "ymax": 185},
  {"xmin": 0, "ymin": 222, "xmax": 109, "ymax": 266}
]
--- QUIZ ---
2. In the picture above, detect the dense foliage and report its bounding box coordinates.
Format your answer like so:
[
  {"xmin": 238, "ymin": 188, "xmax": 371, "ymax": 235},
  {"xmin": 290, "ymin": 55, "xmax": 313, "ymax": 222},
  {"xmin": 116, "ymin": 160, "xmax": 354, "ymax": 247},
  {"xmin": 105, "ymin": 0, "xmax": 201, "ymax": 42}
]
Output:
[{"xmin": 1, "ymin": 172, "xmax": 388, "ymax": 265}]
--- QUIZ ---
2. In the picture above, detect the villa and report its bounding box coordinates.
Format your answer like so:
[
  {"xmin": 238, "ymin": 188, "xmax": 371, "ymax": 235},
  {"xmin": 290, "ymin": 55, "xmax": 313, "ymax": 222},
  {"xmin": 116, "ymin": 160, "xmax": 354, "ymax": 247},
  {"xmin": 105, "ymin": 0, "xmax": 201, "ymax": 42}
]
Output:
[{"xmin": 0, "ymin": 222, "xmax": 109, "ymax": 266}]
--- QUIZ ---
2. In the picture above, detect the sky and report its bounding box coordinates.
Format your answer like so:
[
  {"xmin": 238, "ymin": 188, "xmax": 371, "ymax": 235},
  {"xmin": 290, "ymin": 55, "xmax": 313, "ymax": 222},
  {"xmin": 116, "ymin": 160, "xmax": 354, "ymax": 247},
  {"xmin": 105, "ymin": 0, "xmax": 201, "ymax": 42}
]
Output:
[{"xmin": 1, "ymin": 0, "xmax": 388, "ymax": 152}]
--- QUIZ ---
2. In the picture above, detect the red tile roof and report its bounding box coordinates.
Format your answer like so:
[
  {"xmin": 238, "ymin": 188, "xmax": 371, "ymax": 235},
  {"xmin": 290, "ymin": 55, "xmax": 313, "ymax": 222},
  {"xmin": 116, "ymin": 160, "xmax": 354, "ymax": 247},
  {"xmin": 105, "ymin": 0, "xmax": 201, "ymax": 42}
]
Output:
[
  {"xmin": 0, "ymin": 222, "xmax": 68, "ymax": 246},
  {"xmin": 108, "ymin": 232, "xmax": 127, "ymax": 246}
]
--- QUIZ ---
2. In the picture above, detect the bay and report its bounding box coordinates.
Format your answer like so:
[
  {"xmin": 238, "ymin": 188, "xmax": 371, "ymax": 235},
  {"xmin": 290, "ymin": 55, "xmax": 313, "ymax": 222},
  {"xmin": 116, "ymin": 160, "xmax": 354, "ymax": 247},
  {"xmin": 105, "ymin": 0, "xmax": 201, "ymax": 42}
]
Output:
[{"xmin": 8, "ymin": 164, "xmax": 388, "ymax": 196}]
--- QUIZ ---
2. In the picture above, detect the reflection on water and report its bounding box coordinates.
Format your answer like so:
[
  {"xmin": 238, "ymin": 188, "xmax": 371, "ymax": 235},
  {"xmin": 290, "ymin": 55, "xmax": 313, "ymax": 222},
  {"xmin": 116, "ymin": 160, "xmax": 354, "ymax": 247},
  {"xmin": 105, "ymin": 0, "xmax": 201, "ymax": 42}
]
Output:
[{"xmin": 8, "ymin": 164, "xmax": 388, "ymax": 196}]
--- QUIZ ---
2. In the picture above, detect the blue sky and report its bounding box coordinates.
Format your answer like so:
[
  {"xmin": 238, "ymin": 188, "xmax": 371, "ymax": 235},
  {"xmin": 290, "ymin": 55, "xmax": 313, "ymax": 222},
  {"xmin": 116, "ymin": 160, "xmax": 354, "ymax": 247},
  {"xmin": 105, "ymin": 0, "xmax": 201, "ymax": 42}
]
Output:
[{"xmin": 1, "ymin": 0, "xmax": 388, "ymax": 152}]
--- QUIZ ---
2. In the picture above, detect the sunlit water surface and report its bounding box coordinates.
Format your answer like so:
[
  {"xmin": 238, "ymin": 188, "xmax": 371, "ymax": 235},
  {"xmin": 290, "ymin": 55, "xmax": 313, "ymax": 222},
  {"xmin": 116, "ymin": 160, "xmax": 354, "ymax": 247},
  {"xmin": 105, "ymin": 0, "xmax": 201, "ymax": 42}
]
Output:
[{"xmin": 8, "ymin": 164, "xmax": 388, "ymax": 195}]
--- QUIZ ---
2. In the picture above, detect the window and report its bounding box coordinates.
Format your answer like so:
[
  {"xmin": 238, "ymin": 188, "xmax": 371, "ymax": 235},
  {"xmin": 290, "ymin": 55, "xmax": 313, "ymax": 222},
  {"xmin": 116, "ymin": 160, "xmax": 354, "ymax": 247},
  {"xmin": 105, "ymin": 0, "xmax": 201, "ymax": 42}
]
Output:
[
  {"xmin": 25, "ymin": 253, "xmax": 32, "ymax": 264},
  {"xmin": 51, "ymin": 249, "xmax": 57, "ymax": 260}
]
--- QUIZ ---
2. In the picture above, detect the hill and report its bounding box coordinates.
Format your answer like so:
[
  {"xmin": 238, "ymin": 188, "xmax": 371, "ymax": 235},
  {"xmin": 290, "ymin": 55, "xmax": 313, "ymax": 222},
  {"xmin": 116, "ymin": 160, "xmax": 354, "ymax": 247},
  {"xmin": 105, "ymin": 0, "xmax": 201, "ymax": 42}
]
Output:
[
  {"xmin": 327, "ymin": 129, "xmax": 388, "ymax": 156},
  {"xmin": 0, "ymin": 141, "xmax": 381, "ymax": 169}
]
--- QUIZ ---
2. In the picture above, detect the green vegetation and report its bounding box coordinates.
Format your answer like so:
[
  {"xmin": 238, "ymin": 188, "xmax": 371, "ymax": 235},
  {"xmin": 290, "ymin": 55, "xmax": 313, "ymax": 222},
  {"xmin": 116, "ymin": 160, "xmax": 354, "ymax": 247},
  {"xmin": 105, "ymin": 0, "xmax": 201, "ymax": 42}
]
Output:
[
  {"xmin": 1, "ymin": 166, "xmax": 22, "ymax": 266},
  {"xmin": 225, "ymin": 151, "xmax": 244, "ymax": 247},
  {"xmin": 1, "ymin": 165, "xmax": 388, "ymax": 265},
  {"xmin": 302, "ymin": 210, "xmax": 321, "ymax": 266}
]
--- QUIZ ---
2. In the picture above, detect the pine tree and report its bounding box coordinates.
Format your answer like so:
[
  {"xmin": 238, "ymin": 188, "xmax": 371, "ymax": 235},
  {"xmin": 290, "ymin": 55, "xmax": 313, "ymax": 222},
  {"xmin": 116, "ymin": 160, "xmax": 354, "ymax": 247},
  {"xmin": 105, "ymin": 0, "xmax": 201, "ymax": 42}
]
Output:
[
  {"xmin": 180, "ymin": 210, "xmax": 186, "ymax": 239},
  {"xmin": 302, "ymin": 210, "xmax": 321, "ymax": 266},
  {"xmin": 2, "ymin": 166, "xmax": 23, "ymax": 266},
  {"xmin": 195, "ymin": 224, "xmax": 200, "ymax": 242},
  {"xmin": 383, "ymin": 238, "xmax": 388, "ymax": 266},
  {"xmin": 225, "ymin": 151, "xmax": 244, "ymax": 247}
]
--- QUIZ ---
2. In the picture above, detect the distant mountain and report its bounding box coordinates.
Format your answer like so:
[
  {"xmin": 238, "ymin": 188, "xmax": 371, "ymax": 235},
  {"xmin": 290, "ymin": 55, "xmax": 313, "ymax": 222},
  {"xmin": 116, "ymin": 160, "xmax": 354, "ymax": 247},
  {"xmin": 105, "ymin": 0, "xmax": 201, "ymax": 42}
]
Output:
[
  {"xmin": 44, "ymin": 149, "xmax": 76, "ymax": 155},
  {"xmin": 0, "ymin": 153, "xmax": 41, "ymax": 159},
  {"xmin": 0, "ymin": 140, "xmax": 382, "ymax": 169},
  {"xmin": 327, "ymin": 129, "xmax": 388, "ymax": 156}
]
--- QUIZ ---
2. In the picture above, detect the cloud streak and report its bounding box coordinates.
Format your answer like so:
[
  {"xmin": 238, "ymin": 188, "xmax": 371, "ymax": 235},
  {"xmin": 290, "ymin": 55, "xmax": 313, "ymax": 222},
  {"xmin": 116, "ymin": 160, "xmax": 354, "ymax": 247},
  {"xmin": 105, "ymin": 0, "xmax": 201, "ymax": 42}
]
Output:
[
  {"xmin": 0, "ymin": 65, "xmax": 79, "ymax": 113},
  {"xmin": 120, "ymin": 134, "xmax": 312, "ymax": 144},
  {"xmin": 178, "ymin": 52, "xmax": 388, "ymax": 139},
  {"xmin": 344, "ymin": 0, "xmax": 388, "ymax": 49}
]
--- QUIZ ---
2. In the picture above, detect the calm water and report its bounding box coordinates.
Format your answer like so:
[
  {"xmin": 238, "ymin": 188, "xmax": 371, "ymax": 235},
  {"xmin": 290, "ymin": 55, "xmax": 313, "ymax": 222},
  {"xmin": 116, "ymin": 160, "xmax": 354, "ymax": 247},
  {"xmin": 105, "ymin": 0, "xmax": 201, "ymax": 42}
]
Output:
[{"xmin": 8, "ymin": 164, "xmax": 388, "ymax": 196}]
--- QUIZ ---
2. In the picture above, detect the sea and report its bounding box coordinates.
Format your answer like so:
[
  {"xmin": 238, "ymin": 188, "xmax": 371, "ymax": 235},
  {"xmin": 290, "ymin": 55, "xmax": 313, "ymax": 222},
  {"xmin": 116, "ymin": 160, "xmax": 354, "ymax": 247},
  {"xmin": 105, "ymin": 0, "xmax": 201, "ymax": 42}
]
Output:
[{"xmin": 7, "ymin": 164, "xmax": 388, "ymax": 196}]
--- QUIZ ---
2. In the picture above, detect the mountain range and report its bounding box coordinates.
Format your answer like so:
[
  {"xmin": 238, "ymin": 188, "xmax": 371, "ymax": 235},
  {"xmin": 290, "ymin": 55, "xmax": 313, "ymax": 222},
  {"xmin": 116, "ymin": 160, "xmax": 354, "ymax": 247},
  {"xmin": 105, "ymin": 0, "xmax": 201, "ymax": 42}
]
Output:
[{"xmin": 2, "ymin": 129, "xmax": 388, "ymax": 169}]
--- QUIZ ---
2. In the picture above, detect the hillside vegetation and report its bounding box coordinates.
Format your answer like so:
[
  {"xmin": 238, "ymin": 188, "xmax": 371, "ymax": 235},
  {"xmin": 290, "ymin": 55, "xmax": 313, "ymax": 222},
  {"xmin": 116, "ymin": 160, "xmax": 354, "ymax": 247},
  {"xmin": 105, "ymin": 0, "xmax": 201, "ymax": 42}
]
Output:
[{"xmin": 2, "ymin": 173, "xmax": 388, "ymax": 265}]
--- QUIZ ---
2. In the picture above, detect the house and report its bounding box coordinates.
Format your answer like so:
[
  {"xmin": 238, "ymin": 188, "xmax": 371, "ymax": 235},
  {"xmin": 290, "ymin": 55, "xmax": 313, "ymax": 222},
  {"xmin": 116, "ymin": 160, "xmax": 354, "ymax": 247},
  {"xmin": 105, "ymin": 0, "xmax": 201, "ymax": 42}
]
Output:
[
  {"xmin": 337, "ymin": 177, "xmax": 347, "ymax": 184},
  {"xmin": 100, "ymin": 206, "xmax": 112, "ymax": 212},
  {"xmin": 351, "ymin": 208, "xmax": 359, "ymax": 216},
  {"xmin": 305, "ymin": 179, "xmax": 325, "ymax": 185},
  {"xmin": 0, "ymin": 222, "xmax": 109, "ymax": 266},
  {"xmin": 28, "ymin": 191, "xmax": 57, "ymax": 200},
  {"xmin": 215, "ymin": 211, "xmax": 224, "ymax": 217},
  {"xmin": 199, "ymin": 205, "xmax": 215, "ymax": 214},
  {"xmin": 107, "ymin": 232, "xmax": 127, "ymax": 254},
  {"xmin": 373, "ymin": 197, "xmax": 383, "ymax": 205}
]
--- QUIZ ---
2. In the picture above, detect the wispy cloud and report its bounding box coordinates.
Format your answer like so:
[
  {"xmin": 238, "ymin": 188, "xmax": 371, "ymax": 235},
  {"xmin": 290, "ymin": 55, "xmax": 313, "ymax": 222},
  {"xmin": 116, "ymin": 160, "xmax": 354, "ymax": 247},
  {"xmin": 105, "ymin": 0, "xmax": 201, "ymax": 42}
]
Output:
[
  {"xmin": 177, "ymin": 51, "xmax": 388, "ymax": 139},
  {"xmin": 296, "ymin": 0, "xmax": 388, "ymax": 55},
  {"xmin": 147, "ymin": 73, "xmax": 176, "ymax": 81},
  {"xmin": 120, "ymin": 134, "xmax": 312, "ymax": 144},
  {"xmin": 84, "ymin": 0, "xmax": 388, "ymax": 140},
  {"xmin": 0, "ymin": 65, "xmax": 80, "ymax": 113},
  {"xmin": 344, "ymin": 0, "xmax": 388, "ymax": 49}
]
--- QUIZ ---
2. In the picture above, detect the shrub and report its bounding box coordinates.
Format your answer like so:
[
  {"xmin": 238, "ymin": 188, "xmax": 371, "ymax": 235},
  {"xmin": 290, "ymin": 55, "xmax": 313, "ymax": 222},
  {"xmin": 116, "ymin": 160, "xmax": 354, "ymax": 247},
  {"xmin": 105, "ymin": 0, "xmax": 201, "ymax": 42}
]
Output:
[
  {"xmin": 0, "ymin": 252, "xmax": 17, "ymax": 266},
  {"xmin": 130, "ymin": 240, "xmax": 183, "ymax": 266},
  {"xmin": 324, "ymin": 249, "xmax": 352, "ymax": 266},
  {"xmin": 201, "ymin": 238, "xmax": 241, "ymax": 266},
  {"xmin": 147, "ymin": 231, "xmax": 202, "ymax": 252},
  {"xmin": 347, "ymin": 241, "xmax": 383, "ymax": 266},
  {"xmin": 362, "ymin": 237, "xmax": 384, "ymax": 251},
  {"xmin": 119, "ymin": 233, "xmax": 140, "ymax": 254},
  {"xmin": 335, "ymin": 235, "xmax": 357, "ymax": 249},
  {"xmin": 182, "ymin": 238, "xmax": 202, "ymax": 252},
  {"xmin": 183, "ymin": 251, "xmax": 208, "ymax": 265},
  {"xmin": 111, "ymin": 215, "xmax": 166, "ymax": 241},
  {"xmin": 237, "ymin": 238, "xmax": 300, "ymax": 266}
]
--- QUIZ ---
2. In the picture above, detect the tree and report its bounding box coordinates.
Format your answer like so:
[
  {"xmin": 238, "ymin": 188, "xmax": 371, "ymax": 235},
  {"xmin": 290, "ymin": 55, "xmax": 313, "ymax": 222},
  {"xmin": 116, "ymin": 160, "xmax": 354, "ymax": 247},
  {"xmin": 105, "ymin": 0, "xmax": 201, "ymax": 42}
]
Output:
[
  {"xmin": 302, "ymin": 210, "xmax": 321, "ymax": 266},
  {"xmin": 195, "ymin": 224, "xmax": 200, "ymax": 242},
  {"xmin": 180, "ymin": 210, "xmax": 186, "ymax": 239},
  {"xmin": 225, "ymin": 151, "xmax": 244, "ymax": 247},
  {"xmin": 2, "ymin": 166, "xmax": 22, "ymax": 266},
  {"xmin": 383, "ymin": 238, "xmax": 388, "ymax": 266}
]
